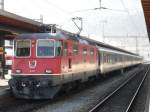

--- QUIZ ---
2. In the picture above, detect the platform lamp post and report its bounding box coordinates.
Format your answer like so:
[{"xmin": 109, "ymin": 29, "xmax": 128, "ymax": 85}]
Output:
[
  {"xmin": 0, "ymin": 39, "xmax": 5, "ymax": 79},
  {"xmin": 0, "ymin": 0, "xmax": 4, "ymax": 10},
  {"xmin": 135, "ymin": 34, "xmax": 139, "ymax": 55},
  {"xmin": 100, "ymin": 20, "xmax": 107, "ymax": 43},
  {"xmin": 33, "ymin": 15, "xmax": 43, "ymax": 23}
]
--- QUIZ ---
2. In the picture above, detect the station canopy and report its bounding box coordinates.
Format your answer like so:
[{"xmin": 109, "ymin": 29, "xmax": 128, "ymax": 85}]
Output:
[
  {"xmin": 142, "ymin": 0, "xmax": 150, "ymax": 40},
  {"xmin": 0, "ymin": 9, "xmax": 42, "ymax": 39}
]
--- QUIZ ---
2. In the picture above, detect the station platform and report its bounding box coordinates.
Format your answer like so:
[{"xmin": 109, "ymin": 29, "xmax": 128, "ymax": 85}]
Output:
[{"xmin": 0, "ymin": 74, "xmax": 10, "ymax": 91}]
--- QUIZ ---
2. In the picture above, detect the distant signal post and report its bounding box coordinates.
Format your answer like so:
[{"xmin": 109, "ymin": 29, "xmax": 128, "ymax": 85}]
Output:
[{"xmin": 0, "ymin": 0, "xmax": 4, "ymax": 10}]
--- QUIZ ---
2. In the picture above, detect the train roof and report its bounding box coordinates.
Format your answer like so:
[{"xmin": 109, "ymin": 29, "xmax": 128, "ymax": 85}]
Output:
[
  {"xmin": 15, "ymin": 25, "xmax": 140, "ymax": 57},
  {"xmin": 98, "ymin": 47, "xmax": 142, "ymax": 58},
  {"xmin": 15, "ymin": 32, "xmax": 65, "ymax": 39},
  {"xmin": 59, "ymin": 29, "xmax": 141, "ymax": 57}
]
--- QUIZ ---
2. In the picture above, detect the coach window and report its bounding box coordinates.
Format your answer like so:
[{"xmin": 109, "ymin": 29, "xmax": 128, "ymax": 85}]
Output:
[
  {"xmin": 109, "ymin": 54, "xmax": 112, "ymax": 64},
  {"xmin": 112, "ymin": 54, "xmax": 115, "ymax": 64},
  {"xmin": 73, "ymin": 43, "xmax": 78, "ymax": 55},
  {"xmin": 103, "ymin": 53, "xmax": 107, "ymax": 63},
  {"xmin": 83, "ymin": 48, "xmax": 87, "ymax": 62},
  {"xmin": 83, "ymin": 48, "xmax": 87, "ymax": 55},
  {"xmin": 90, "ymin": 48, "xmax": 94, "ymax": 63},
  {"xmin": 90, "ymin": 48, "xmax": 94, "ymax": 56},
  {"xmin": 63, "ymin": 41, "xmax": 68, "ymax": 56},
  {"xmin": 37, "ymin": 40, "xmax": 54, "ymax": 57},
  {"xmin": 108, "ymin": 55, "xmax": 110, "ymax": 63},
  {"xmin": 16, "ymin": 40, "xmax": 31, "ymax": 57}
]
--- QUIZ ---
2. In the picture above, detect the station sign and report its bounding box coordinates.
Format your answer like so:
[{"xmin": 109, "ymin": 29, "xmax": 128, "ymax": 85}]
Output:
[{"xmin": 0, "ymin": 47, "xmax": 3, "ymax": 54}]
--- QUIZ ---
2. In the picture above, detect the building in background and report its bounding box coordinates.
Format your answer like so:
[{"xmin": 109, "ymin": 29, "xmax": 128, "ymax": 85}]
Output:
[
  {"xmin": 4, "ymin": 40, "xmax": 14, "ymax": 74},
  {"xmin": 0, "ymin": 40, "xmax": 14, "ymax": 76}
]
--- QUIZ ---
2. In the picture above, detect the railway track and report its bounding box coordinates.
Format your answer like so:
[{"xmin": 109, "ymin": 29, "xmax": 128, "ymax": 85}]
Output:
[
  {"xmin": 0, "ymin": 65, "xmax": 147, "ymax": 112},
  {"xmin": 89, "ymin": 64, "xmax": 150, "ymax": 112}
]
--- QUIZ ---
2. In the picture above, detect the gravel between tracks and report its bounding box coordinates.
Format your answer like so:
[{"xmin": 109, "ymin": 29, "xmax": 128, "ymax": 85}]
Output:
[
  {"xmin": 129, "ymin": 66, "xmax": 150, "ymax": 112},
  {"xmin": 0, "ymin": 66, "xmax": 143, "ymax": 112},
  {"xmin": 92, "ymin": 65, "xmax": 149, "ymax": 112},
  {"xmin": 34, "ymin": 66, "xmax": 142, "ymax": 112}
]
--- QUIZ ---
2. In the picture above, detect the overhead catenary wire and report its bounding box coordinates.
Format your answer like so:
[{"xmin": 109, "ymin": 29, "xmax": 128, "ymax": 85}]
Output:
[
  {"xmin": 31, "ymin": 0, "xmax": 76, "ymax": 28},
  {"xmin": 29, "ymin": 0, "xmax": 141, "ymax": 38},
  {"xmin": 120, "ymin": 0, "xmax": 141, "ymax": 34},
  {"xmin": 70, "ymin": 0, "xmax": 127, "ymax": 14},
  {"xmin": 0, "ymin": 0, "xmax": 4, "ymax": 10},
  {"xmin": 31, "ymin": 0, "xmax": 74, "ymax": 19},
  {"xmin": 42, "ymin": 0, "xmax": 71, "ymax": 16},
  {"xmin": 120, "ymin": 0, "xmax": 141, "ymax": 54}
]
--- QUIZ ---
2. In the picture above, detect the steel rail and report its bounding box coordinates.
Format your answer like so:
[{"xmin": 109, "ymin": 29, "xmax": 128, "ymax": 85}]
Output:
[
  {"xmin": 89, "ymin": 66, "xmax": 147, "ymax": 112},
  {"xmin": 125, "ymin": 66, "xmax": 150, "ymax": 112},
  {"xmin": 0, "ymin": 87, "xmax": 11, "ymax": 96}
]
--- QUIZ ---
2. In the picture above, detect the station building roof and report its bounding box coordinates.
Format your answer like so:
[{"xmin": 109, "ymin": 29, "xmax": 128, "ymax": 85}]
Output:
[
  {"xmin": 0, "ymin": 9, "xmax": 42, "ymax": 36},
  {"xmin": 142, "ymin": 0, "xmax": 150, "ymax": 40}
]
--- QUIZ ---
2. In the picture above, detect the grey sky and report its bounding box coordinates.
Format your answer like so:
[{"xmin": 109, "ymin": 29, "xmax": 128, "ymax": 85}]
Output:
[{"xmin": 4, "ymin": 0, "xmax": 148, "ymax": 41}]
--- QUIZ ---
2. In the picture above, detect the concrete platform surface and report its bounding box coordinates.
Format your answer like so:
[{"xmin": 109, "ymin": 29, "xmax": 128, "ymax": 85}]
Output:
[{"xmin": 0, "ymin": 74, "xmax": 11, "ymax": 90}]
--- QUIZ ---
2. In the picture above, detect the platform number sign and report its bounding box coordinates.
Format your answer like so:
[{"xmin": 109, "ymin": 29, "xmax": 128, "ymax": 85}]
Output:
[{"xmin": 0, "ymin": 47, "xmax": 3, "ymax": 54}]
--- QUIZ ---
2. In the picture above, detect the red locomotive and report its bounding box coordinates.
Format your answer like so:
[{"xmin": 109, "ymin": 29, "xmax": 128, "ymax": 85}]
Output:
[{"xmin": 9, "ymin": 25, "xmax": 142, "ymax": 99}]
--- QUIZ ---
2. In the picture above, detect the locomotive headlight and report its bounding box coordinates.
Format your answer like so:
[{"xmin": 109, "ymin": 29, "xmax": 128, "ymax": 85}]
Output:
[
  {"xmin": 21, "ymin": 82, "xmax": 26, "ymax": 87},
  {"xmin": 36, "ymin": 82, "xmax": 41, "ymax": 87},
  {"xmin": 45, "ymin": 69, "xmax": 52, "ymax": 74},
  {"xmin": 16, "ymin": 69, "xmax": 22, "ymax": 73}
]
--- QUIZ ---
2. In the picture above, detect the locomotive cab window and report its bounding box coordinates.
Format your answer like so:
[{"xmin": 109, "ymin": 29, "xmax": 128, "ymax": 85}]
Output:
[
  {"xmin": 55, "ymin": 41, "xmax": 62, "ymax": 56},
  {"xmin": 37, "ymin": 40, "xmax": 55, "ymax": 57},
  {"xmin": 83, "ymin": 48, "xmax": 87, "ymax": 62},
  {"xmin": 16, "ymin": 40, "xmax": 31, "ymax": 57}
]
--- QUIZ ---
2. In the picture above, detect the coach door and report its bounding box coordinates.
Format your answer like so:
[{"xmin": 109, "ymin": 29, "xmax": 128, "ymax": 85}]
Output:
[
  {"xmin": 68, "ymin": 58, "xmax": 72, "ymax": 70},
  {"xmin": 82, "ymin": 47, "xmax": 87, "ymax": 71},
  {"xmin": 63, "ymin": 41, "xmax": 72, "ymax": 71},
  {"xmin": 68, "ymin": 41, "xmax": 72, "ymax": 72}
]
